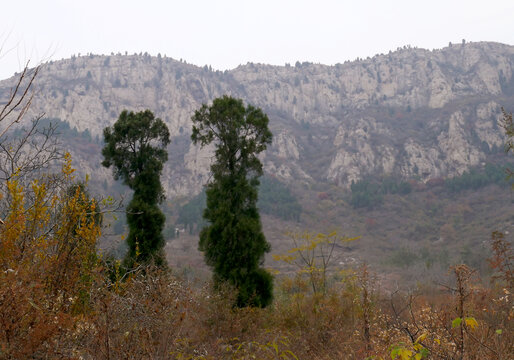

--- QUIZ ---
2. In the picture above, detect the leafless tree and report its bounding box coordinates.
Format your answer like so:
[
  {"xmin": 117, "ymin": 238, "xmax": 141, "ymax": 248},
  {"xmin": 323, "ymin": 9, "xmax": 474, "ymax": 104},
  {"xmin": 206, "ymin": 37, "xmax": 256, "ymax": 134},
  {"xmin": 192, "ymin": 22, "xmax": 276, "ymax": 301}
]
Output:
[
  {"xmin": 0, "ymin": 61, "xmax": 63, "ymax": 217},
  {"xmin": 0, "ymin": 61, "xmax": 62, "ymax": 179}
]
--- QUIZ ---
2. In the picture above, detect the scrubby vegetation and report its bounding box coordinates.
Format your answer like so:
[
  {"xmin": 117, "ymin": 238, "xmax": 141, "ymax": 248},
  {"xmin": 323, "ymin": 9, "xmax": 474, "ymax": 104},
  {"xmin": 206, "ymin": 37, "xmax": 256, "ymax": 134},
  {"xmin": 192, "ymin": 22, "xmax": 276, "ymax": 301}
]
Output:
[
  {"xmin": 177, "ymin": 189, "xmax": 208, "ymax": 234},
  {"xmin": 258, "ymin": 176, "xmax": 302, "ymax": 222},
  {"xmin": 177, "ymin": 175, "xmax": 301, "ymax": 234},
  {"xmin": 350, "ymin": 176, "xmax": 412, "ymax": 209},
  {"xmin": 1, "ymin": 190, "xmax": 512, "ymax": 358},
  {"xmin": 350, "ymin": 163, "xmax": 513, "ymax": 210},
  {"xmin": 445, "ymin": 163, "xmax": 512, "ymax": 193},
  {"xmin": 1, "ymin": 63, "xmax": 512, "ymax": 359}
]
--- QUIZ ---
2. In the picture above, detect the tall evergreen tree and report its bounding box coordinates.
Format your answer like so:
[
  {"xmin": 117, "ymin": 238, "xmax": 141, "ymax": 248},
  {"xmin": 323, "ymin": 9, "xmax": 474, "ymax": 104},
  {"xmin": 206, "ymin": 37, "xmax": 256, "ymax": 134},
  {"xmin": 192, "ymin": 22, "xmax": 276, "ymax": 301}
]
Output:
[
  {"xmin": 191, "ymin": 96, "xmax": 273, "ymax": 307},
  {"xmin": 102, "ymin": 110, "xmax": 170, "ymax": 267}
]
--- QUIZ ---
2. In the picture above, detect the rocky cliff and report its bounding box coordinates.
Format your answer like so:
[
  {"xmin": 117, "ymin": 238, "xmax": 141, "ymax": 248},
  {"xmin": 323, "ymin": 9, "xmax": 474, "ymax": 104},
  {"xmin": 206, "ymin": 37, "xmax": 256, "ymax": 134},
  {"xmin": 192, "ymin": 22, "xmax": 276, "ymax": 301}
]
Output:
[{"xmin": 1, "ymin": 41, "xmax": 513, "ymax": 197}]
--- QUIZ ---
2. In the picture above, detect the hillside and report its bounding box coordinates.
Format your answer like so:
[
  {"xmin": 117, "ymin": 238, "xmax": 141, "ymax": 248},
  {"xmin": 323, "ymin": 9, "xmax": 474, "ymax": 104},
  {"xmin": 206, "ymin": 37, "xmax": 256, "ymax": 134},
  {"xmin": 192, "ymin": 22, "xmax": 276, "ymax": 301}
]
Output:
[
  {"xmin": 1, "ymin": 41, "xmax": 513, "ymax": 278},
  {"xmin": 1, "ymin": 41, "xmax": 513, "ymax": 196}
]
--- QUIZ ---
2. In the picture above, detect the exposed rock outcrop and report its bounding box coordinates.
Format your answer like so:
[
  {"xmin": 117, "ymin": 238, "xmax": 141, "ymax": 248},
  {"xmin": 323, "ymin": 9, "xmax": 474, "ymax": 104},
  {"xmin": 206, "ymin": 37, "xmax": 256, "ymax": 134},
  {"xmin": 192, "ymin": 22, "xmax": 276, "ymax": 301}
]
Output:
[{"xmin": 1, "ymin": 42, "xmax": 513, "ymax": 197}]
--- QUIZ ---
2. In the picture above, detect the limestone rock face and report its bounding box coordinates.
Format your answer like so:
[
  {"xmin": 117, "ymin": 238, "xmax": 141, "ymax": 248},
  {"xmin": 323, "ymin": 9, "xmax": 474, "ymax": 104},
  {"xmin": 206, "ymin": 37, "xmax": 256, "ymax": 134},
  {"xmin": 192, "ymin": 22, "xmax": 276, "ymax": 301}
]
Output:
[
  {"xmin": 437, "ymin": 111, "xmax": 483, "ymax": 175},
  {"xmin": 274, "ymin": 131, "xmax": 300, "ymax": 160},
  {"xmin": 475, "ymin": 101, "xmax": 505, "ymax": 149},
  {"xmin": 1, "ymin": 42, "xmax": 513, "ymax": 197}
]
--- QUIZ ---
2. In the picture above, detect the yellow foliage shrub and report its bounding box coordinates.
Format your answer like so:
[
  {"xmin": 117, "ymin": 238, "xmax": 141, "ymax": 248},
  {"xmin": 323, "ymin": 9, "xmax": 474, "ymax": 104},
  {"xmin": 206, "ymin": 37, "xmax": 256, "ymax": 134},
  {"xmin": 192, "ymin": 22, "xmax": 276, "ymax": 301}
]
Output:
[{"xmin": 0, "ymin": 153, "xmax": 101, "ymax": 357}]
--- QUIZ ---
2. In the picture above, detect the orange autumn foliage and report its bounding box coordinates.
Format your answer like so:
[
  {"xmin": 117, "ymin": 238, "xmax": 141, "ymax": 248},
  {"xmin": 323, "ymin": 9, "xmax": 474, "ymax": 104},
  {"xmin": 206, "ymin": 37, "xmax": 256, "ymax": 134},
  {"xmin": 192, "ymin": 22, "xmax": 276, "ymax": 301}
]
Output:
[{"xmin": 0, "ymin": 153, "xmax": 101, "ymax": 358}]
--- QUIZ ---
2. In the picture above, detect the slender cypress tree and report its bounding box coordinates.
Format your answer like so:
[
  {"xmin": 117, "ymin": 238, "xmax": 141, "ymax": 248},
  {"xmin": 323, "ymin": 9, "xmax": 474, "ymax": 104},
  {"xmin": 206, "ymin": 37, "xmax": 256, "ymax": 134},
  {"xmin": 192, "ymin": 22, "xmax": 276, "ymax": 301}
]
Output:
[
  {"xmin": 191, "ymin": 96, "xmax": 273, "ymax": 307},
  {"xmin": 102, "ymin": 110, "xmax": 170, "ymax": 267}
]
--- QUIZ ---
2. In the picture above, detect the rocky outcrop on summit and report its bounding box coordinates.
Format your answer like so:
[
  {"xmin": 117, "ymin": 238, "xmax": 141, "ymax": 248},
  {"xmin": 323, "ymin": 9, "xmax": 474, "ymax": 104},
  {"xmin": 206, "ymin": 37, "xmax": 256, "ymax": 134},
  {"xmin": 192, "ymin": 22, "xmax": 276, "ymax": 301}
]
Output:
[{"xmin": 1, "ymin": 42, "xmax": 513, "ymax": 196}]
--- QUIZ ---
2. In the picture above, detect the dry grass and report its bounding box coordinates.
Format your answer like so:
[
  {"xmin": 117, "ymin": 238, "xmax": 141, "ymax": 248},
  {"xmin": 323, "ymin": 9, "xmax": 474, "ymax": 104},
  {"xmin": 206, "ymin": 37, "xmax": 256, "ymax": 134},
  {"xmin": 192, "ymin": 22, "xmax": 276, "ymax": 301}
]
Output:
[
  {"xmin": 0, "ymin": 171, "xmax": 512, "ymax": 359},
  {"xmin": 63, "ymin": 261, "xmax": 512, "ymax": 359}
]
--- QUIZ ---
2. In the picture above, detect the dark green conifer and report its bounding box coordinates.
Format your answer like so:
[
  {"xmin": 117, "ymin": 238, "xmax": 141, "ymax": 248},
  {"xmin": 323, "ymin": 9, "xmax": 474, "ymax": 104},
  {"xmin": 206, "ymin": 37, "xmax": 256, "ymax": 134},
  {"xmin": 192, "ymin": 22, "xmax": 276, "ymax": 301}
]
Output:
[
  {"xmin": 191, "ymin": 96, "xmax": 273, "ymax": 307},
  {"xmin": 102, "ymin": 110, "xmax": 170, "ymax": 267}
]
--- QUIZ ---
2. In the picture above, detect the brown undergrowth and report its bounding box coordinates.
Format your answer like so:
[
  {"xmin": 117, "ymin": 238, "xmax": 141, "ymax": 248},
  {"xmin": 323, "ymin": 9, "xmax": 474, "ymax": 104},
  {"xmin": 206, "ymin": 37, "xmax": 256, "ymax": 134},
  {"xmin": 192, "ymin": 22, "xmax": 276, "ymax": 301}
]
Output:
[
  {"xmin": 0, "ymin": 167, "xmax": 512, "ymax": 359},
  {"xmin": 69, "ymin": 255, "xmax": 512, "ymax": 360}
]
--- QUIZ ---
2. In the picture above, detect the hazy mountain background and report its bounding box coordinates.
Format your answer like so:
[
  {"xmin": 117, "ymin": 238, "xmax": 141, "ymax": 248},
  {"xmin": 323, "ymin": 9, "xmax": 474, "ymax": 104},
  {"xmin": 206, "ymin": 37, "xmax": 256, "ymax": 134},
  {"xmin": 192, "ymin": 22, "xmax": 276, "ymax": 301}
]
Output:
[{"xmin": 1, "ymin": 40, "xmax": 513, "ymax": 282}]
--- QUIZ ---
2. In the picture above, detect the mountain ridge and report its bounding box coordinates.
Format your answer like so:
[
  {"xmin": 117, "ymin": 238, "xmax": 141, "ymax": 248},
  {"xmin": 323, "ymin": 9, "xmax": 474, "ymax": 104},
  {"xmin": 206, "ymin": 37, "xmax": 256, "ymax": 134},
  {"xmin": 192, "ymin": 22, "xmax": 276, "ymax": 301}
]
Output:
[{"xmin": 1, "ymin": 41, "xmax": 513, "ymax": 198}]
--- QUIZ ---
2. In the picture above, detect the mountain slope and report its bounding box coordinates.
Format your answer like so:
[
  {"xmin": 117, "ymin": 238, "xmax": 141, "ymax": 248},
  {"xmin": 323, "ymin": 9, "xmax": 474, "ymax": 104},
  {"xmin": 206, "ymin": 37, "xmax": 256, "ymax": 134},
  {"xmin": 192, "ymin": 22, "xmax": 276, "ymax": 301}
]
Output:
[{"xmin": 1, "ymin": 41, "xmax": 513, "ymax": 198}]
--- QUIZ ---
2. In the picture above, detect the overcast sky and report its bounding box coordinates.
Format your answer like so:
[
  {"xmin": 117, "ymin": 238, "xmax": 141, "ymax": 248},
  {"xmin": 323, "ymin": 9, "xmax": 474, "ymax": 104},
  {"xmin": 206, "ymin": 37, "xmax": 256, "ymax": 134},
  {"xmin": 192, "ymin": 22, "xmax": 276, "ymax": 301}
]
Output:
[{"xmin": 1, "ymin": 0, "xmax": 513, "ymax": 79}]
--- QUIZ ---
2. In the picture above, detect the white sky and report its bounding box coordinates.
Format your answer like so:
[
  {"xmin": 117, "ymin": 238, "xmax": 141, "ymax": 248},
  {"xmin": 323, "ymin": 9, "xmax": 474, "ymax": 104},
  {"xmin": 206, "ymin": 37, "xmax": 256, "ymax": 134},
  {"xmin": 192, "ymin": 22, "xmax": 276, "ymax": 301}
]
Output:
[{"xmin": 1, "ymin": 0, "xmax": 513, "ymax": 80}]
